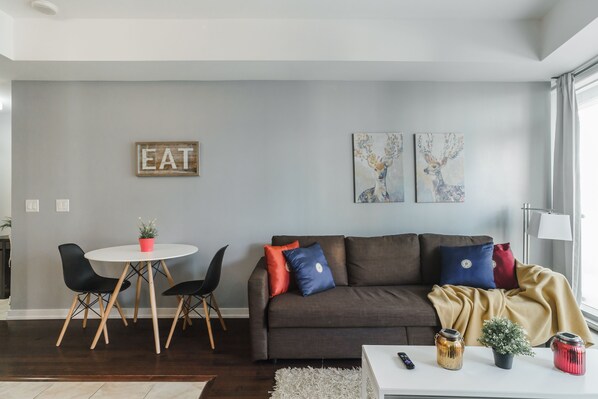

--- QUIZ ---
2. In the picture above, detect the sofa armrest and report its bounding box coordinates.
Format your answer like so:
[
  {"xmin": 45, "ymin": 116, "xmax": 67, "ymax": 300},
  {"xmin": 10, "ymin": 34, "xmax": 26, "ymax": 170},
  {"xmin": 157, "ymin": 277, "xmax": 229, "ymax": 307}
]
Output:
[{"xmin": 248, "ymin": 256, "xmax": 269, "ymax": 361}]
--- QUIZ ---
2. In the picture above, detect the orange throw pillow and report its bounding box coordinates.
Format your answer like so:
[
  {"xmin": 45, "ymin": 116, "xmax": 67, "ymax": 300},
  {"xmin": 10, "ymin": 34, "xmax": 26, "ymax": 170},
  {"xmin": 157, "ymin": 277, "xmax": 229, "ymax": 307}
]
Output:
[{"xmin": 264, "ymin": 241, "xmax": 300, "ymax": 297}]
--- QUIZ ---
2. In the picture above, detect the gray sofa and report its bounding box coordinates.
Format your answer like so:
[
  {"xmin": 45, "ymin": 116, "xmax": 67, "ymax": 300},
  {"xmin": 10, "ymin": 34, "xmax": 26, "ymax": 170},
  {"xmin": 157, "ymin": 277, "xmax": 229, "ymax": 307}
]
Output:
[{"xmin": 248, "ymin": 233, "xmax": 492, "ymax": 360}]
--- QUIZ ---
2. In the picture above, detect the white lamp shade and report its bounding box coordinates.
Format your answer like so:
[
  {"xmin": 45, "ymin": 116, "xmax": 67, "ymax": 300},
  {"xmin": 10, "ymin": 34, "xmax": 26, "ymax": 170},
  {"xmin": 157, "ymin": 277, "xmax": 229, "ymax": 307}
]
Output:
[{"xmin": 529, "ymin": 212, "xmax": 572, "ymax": 241}]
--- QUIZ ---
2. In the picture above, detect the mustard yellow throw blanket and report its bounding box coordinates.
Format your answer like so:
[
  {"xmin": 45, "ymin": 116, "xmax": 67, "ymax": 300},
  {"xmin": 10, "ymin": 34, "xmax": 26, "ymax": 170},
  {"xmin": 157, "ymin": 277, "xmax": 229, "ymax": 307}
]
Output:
[{"xmin": 428, "ymin": 262, "xmax": 594, "ymax": 347}]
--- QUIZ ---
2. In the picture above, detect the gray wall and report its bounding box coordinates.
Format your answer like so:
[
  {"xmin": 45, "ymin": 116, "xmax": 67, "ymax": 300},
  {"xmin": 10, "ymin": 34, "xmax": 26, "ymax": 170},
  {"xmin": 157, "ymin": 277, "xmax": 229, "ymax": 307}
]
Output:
[
  {"xmin": 0, "ymin": 96, "xmax": 9, "ymax": 225},
  {"xmin": 11, "ymin": 81, "xmax": 551, "ymax": 311}
]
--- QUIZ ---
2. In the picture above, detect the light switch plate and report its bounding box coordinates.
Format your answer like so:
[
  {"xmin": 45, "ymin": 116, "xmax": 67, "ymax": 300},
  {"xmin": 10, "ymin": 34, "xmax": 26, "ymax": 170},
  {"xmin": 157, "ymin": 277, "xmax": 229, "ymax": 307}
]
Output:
[
  {"xmin": 56, "ymin": 199, "xmax": 69, "ymax": 212},
  {"xmin": 26, "ymin": 199, "xmax": 39, "ymax": 212}
]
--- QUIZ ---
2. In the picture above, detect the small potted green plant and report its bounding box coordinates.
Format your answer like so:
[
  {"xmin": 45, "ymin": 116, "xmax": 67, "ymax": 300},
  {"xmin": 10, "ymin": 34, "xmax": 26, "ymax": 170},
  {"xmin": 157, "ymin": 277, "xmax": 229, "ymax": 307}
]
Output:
[
  {"xmin": 138, "ymin": 218, "xmax": 158, "ymax": 252},
  {"xmin": 478, "ymin": 317, "xmax": 534, "ymax": 369}
]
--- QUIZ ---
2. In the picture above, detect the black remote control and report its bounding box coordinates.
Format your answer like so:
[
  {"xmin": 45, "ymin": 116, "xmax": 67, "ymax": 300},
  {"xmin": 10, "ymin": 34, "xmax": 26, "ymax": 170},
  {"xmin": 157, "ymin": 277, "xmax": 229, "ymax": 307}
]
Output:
[{"xmin": 398, "ymin": 352, "xmax": 415, "ymax": 369}]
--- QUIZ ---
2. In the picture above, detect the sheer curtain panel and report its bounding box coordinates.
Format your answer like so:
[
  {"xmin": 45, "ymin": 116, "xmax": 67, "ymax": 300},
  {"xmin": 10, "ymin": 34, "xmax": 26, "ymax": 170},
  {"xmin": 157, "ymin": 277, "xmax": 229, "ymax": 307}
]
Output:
[{"xmin": 553, "ymin": 73, "xmax": 581, "ymax": 302}]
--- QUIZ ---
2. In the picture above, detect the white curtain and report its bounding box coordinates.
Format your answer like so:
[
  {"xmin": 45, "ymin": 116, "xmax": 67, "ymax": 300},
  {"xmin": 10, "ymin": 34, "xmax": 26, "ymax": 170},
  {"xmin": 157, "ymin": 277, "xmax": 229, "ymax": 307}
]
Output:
[{"xmin": 553, "ymin": 73, "xmax": 581, "ymax": 302}]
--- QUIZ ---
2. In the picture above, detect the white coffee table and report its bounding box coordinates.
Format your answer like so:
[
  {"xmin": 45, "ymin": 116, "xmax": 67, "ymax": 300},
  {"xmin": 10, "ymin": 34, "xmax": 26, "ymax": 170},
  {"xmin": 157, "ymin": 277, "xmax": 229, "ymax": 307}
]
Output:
[{"xmin": 362, "ymin": 345, "xmax": 598, "ymax": 399}]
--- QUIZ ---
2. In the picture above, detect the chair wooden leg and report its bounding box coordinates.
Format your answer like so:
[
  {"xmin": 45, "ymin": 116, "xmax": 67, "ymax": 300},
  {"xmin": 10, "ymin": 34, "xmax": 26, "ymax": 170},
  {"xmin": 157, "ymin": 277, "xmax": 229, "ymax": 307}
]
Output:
[
  {"xmin": 115, "ymin": 299, "xmax": 128, "ymax": 327},
  {"xmin": 160, "ymin": 260, "xmax": 193, "ymax": 326},
  {"xmin": 134, "ymin": 264, "xmax": 143, "ymax": 323},
  {"xmin": 160, "ymin": 260, "xmax": 192, "ymax": 326},
  {"xmin": 182, "ymin": 296, "xmax": 192, "ymax": 331},
  {"xmin": 91, "ymin": 262, "xmax": 129, "ymax": 350},
  {"xmin": 97, "ymin": 294, "xmax": 109, "ymax": 345},
  {"xmin": 202, "ymin": 299, "xmax": 215, "ymax": 350},
  {"xmin": 210, "ymin": 293, "xmax": 227, "ymax": 331},
  {"xmin": 56, "ymin": 294, "xmax": 79, "ymax": 347},
  {"xmin": 82, "ymin": 293, "xmax": 90, "ymax": 329},
  {"xmin": 165, "ymin": 297, "xmax": 185, "ymax": 349}
]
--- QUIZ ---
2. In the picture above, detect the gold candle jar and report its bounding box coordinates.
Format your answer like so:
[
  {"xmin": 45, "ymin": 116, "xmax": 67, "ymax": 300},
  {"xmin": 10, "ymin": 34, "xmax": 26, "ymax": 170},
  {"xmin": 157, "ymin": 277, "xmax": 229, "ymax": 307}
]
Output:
[{"xmin": 435, "ymin": 328, "xmax": 465, "ymax": 370}]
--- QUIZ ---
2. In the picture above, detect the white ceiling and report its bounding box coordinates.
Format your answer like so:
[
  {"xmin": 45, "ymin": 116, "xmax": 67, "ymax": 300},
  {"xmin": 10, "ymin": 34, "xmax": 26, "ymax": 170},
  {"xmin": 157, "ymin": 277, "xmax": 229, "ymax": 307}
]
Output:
[
  {"xmin": 0, "ymin": 0, "xmax": 559, "ymax": 20},
  {"xmin": 0, "ymin": 0, "xmax": 596, "ymax": 84}
]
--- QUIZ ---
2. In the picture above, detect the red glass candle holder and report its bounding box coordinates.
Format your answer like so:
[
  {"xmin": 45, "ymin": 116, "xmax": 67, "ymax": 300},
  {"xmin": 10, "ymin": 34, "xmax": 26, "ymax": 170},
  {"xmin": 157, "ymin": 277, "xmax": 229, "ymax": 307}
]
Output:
[{"xmin": 550, "ymin": 332, "xmax": 586, "ymax": 376}]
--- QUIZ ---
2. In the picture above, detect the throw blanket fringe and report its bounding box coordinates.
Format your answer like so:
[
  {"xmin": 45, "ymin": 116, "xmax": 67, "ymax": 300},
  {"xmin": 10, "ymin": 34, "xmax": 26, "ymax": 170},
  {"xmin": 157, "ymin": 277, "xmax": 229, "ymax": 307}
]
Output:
[{"xmin": 428, "ymin": 261, "xmax": 593, "ymax": 347}]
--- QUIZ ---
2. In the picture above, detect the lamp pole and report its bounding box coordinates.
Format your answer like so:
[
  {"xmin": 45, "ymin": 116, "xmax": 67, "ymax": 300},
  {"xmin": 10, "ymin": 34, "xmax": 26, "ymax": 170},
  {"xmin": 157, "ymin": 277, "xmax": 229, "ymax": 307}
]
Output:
[
  {"xmin": 522, "ymin": 203, "xmax": 530, "ymax": 264},
  {"xmin": 522, "ymin": 203, "xmax": 561, "ymax": 264}
]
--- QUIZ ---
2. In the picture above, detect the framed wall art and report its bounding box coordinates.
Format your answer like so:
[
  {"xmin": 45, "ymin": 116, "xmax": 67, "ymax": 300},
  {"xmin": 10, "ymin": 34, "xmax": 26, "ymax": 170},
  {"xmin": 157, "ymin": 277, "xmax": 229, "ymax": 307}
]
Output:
[
  {"xmin": 353, "ymin": 133, "xmax": 404, "ymax": 203},
  {"xmin": 136, "ymin": 141, "xmax": 200, "ymax": 177},
  {"xmin": 414, "ymin": 133, "xmax": 464, "ymax": 203}
]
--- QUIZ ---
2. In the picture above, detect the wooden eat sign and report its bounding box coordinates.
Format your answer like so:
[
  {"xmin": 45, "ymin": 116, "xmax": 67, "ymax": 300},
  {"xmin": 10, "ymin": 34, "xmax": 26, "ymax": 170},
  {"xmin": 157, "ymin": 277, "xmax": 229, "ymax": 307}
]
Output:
[{"xmin": 136, "ymin": 141, "xmax": 200, "ymax": 177}]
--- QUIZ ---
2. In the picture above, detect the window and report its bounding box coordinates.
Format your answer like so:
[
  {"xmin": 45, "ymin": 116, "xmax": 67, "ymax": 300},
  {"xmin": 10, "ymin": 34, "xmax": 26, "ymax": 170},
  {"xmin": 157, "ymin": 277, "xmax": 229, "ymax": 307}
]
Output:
[{"xmin": 577, "ymin": 68, "xmax": 598, "ymax": 318}]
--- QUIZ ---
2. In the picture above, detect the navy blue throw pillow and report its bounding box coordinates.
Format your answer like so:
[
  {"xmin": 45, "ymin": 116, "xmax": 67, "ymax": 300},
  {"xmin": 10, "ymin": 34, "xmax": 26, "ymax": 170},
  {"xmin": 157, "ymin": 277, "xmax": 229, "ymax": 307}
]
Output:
[
  {"xmin": 440, "ymin": 242, "xmax": 496, "ymax": 289},
  {"xmin": 283, "ymin": 243, "xmax": 336, "ymax": 296}
]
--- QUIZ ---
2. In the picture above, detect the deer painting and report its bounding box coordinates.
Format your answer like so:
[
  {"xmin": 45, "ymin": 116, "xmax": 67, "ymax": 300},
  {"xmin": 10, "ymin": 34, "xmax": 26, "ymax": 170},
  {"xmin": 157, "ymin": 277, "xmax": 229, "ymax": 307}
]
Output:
[
  {"xmin": 416, "ymin": 133, "xmax": 465, "ymax": 202},
  {"xmin": 353, "ymin": 133, "xmax": 404, "ymax": 203}
]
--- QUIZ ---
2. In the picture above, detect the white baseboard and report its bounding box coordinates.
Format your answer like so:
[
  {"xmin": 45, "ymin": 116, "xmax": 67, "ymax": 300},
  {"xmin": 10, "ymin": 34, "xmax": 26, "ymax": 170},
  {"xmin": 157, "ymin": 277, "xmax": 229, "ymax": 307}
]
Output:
[{"xmin": 7, "ymin": 307, "xmax": 249, "ymax": 320}]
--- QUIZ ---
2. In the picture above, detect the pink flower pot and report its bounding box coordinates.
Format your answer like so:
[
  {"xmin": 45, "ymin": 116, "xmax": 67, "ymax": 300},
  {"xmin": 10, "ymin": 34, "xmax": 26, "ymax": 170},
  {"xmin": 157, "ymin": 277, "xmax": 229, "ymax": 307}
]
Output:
[{"xmin": 139, "ymin": 238, "xmax": 155, "ymax": 252}]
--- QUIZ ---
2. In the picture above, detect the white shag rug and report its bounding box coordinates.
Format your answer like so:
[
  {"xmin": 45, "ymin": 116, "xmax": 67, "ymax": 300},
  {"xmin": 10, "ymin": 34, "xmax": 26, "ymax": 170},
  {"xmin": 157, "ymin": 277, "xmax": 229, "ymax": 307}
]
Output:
[{"xmin": 270, "ymin": 367, "xmax": 370, "ymax": 399}]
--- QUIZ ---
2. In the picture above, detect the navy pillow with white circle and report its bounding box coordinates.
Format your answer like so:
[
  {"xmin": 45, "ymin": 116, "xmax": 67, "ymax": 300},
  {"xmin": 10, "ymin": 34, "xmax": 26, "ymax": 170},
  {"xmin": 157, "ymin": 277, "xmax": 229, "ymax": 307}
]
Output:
[
  {"xmin": 283, "ymin": 243, "xmax": 336, "ymax": 296},
  {"xmin": 440, "ymin": 242, "xmax": 496, "ymax": 289}
]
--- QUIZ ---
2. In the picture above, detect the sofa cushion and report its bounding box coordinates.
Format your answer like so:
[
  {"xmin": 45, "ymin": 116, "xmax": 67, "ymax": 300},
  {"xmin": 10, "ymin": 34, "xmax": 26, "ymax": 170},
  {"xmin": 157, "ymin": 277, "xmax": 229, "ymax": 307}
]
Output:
[
  {"xmin": 419, "ymin": 233, "xmax": 493, "ymax": 285},
  {"xmin": 283, "ymin": 243, "xmax": 336, "ymax": 296},
  {"xmin": 346, "ymin": 234, "xmax": 420, "ymax": 286},
  {"xmin": 268, "ymin": 285, "xmax": 437, "ymax": 328},
  {"xmin": 440, "ymin": 242, "xmax": 496, "ymax": 289},
  {"xmin": 272, "ymin": 235, "xmax": 348, "ymax": 286},
  {"xmin": 264, "ymin": 240, "xmax": 300, "ymax": 298},
  {"xmin": 493, "ymin": 243, "xmax": 519, "ymax": 290}
]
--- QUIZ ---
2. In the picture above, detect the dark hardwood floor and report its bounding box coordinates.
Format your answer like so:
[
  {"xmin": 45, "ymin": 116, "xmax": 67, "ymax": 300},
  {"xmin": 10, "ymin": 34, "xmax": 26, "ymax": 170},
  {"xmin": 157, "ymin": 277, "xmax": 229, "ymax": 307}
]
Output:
[{"xmin": 0, "ymin": 318, "xmax": 359, "ymax": 398}]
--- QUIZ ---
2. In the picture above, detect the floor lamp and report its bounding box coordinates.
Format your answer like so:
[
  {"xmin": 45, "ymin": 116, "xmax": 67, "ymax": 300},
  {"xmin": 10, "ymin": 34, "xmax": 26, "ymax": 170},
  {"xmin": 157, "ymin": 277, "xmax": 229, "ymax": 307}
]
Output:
[{"xmin": 522, "ymin": 203, "xmax": 573, "ymax": 264}]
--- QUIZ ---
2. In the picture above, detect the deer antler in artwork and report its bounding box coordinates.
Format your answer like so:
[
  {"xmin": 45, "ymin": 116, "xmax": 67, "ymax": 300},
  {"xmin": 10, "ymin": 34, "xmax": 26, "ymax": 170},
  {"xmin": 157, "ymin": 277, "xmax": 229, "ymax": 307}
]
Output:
[
  {"xmin": 416, "ymin": 132, "xmax": 465, "ymax": 203},
  {"xmin": 354, "ymin": 133, "xmax": 402, "ymax": 169},
  {"xmin": 417, "ymin": 133, "xmax": 437, "ymax": 164},
  {"xmin": 440, "ymin": 133, "xmax": 464, "ymax": 165},
  {"xmin": 354, "ymin": 133, "xmax": 375, "ymax": 165},
  {"xmin": 382, "ymin": 133, "xmax": 403, "ymax": 167},
  {"xmin": 354, "ymin": 133, "xmax": 403, "ymax": 203}
]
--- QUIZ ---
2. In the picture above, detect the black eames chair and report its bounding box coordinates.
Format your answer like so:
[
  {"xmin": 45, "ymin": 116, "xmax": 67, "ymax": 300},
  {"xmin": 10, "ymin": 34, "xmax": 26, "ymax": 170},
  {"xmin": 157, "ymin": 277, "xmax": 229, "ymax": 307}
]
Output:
[
  {"xmin": 163, "ymin": 245, "xmax": 228, "ymax": 350},
  {"xmin": 56, "ymin": 243, "xmax": 131, "ymax": 347}
]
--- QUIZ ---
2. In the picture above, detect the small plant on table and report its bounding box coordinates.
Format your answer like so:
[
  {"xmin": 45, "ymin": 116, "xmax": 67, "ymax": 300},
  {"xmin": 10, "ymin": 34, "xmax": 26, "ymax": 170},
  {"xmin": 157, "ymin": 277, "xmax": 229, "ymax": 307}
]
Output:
[
  {"xmin": 478, "ymin": 317, "xmax": 534, "ymax": 369},
  {"xmin": 138, "ymin": 218, "xmax": 158, "ymax": 252}
]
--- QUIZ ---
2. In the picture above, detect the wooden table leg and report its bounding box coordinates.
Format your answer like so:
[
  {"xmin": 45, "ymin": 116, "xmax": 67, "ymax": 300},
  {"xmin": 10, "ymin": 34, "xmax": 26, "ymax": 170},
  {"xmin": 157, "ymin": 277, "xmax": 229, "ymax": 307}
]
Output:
[
  {"xmin": 115, "ymin": 299, "xmax": 128, "ymax": 327},
  {"xmin": 146, "ymin": 260, "xmax": 161, "ymax": 354},
  {"xmin": 82, "ymin": 293, "xmax": 90, "ymax": 329},
  {"xmin": 159, "ymin": 260, "xmax": 175, "ymax": 285},
  {"xmin": 160, "ymin": 260, "xmax": 192, "ymax": 326},
  {"xmin": 90, "ymin": 262, "xmax": 129, "ymax": 350},
  {"xmin": 134, "ymin": 262, "xmax": 143, "ymax": 323},
  {"xmin": 97, "ymin": 294, "xmax": 109, "ymax": 344}
]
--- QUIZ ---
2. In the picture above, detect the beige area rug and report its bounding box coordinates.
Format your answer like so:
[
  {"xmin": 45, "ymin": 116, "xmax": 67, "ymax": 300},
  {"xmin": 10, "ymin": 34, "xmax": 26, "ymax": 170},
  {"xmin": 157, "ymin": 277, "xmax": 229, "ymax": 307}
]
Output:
[
  {"xmin": 0, "ymin": 381, "xmax": 206, "ymax": 399},
  {"xmin": 270, "ymin": 367, "xmax": 371, "ymax": 399}
]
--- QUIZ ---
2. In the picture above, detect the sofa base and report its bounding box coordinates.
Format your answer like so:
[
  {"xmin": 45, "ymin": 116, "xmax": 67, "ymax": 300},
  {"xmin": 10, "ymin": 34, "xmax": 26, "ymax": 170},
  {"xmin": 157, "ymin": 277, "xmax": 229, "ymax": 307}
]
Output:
[{"xmin": 268, "ymin": 326, "xmax": 437, "ymax": 359}]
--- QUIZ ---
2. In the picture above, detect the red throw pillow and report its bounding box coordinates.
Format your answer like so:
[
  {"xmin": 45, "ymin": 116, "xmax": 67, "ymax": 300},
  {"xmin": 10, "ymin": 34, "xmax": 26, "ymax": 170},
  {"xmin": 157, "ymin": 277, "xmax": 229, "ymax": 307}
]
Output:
[
  {"xmin": 264, "ymin": 241, "xmax": 300, "ymax": 298},
  {"xmin": 493, "ymin": 243, "xmax": 518, "ymax": 290}
]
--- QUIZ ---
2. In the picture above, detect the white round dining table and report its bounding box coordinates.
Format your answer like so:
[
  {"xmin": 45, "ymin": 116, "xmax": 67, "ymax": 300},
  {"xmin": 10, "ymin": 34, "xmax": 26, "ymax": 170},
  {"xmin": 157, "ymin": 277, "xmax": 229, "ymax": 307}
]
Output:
[
  {"xmin": 85, "ymin": 244, "xmax": 198, "ymax": 354},
  {"xmin": 85, "ymin": 244, "xmax": 198, "ymax": 263}
]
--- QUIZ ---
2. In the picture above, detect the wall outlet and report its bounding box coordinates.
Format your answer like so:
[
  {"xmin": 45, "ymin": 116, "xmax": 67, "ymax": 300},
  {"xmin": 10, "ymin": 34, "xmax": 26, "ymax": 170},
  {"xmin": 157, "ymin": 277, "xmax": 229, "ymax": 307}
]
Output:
[
  {"xmin": 25, "ymin": 199, "xmax": 39, "ymax": 212},
  {"xmin": 56, "ymin": 199, "xmax": 70, "ymax": 212}
]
